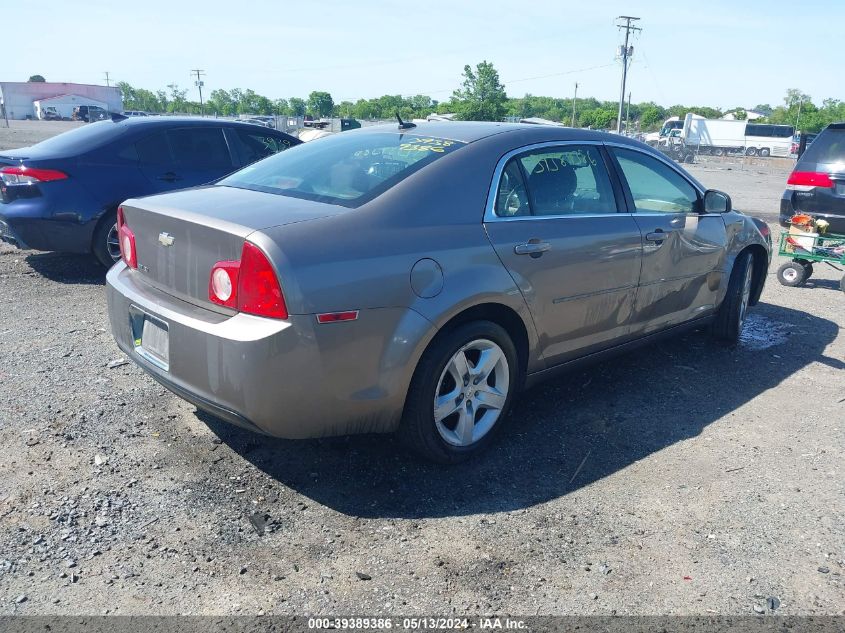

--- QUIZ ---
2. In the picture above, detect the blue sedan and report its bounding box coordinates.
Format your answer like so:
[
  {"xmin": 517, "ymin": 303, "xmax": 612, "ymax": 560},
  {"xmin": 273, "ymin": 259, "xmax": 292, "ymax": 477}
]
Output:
[{"xmin": 0, "ymin": 117, "xmax": 300, "ymax": 266}]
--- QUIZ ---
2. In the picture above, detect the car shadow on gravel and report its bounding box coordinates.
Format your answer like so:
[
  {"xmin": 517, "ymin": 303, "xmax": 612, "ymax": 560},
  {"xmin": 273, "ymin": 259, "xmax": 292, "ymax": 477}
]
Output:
[
  {"xmin": 24, "ymin": 252, "xmax": 106, "ymax": 285},
  {"xmin": 202, "ymin": 301, "xmax": 843, "ymax": 519}
]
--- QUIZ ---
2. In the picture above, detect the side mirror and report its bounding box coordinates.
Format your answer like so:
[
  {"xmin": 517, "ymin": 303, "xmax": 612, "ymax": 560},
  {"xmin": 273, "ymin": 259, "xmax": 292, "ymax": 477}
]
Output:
[{"xmin": 704, "ymin": 189, "xmax": 732, "ymax": 214}]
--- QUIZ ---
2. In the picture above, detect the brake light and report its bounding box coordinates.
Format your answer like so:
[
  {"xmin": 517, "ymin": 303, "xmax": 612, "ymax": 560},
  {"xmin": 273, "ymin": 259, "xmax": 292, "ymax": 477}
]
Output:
[
  {"xmin": 117, "ymin": 207, "xmax": 137, "ymax": 269},
  {"xmin": 209, "ymin": 242, "xmax": 288, "ymax": 319},
  {"xmin": 0, "ymin": 166, "xmax": 68, "ymax": 184},
  {"xmin": 787, "ymin": 171, "xmax": 834, "ymax": 191}
]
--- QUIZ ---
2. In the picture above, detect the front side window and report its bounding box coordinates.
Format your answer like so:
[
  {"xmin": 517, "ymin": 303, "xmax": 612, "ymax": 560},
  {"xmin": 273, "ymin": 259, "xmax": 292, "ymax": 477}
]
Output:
[
  {"xmin": 494, "ymin": 145, "xmax": 617, "ymax": 217},
  {"xmin": 611, "ymin": 147, "xmax": 698, "ymax": 214},
  {"xmin": 220, "ymin": 133, "xmax": 466, "ymax": 207}
]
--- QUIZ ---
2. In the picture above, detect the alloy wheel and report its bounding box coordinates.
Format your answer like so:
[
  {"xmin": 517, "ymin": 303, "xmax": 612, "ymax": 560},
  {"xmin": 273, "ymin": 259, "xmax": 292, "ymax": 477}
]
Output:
[
  {"xmin": 106, "ymin": 222, "xmax": 121, "ymax": 262},
  {"xmin": 433, "ymin": 338, "xmax": 510, "ymax": 447}
]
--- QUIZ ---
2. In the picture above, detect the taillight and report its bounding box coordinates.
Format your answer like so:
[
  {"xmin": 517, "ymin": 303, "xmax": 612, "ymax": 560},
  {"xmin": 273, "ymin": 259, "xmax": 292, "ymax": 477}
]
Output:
[
  {"xmin": 0, "ymin": 166, "xmax": 68, "ymax": 184},
  {"xmin": 117, "ymin": 207, "xmax": 137, "ymax": 269},
  {"xmin": 787, "ymin": 171, "xmax": 834, "ymax": 191},
  {"xmin": 209, "ymin": 242, "xmax": 288, "ymax": 319}
]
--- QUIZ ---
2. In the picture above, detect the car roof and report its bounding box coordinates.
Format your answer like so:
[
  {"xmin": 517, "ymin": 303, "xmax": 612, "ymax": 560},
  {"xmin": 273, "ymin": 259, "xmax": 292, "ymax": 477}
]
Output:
[
  {"xmin": 353, "ymin": 121, "xmax": 642, "ymax": 146},
  {"xmin": 111, "ymin": 116, "xmax": 285, "ymax": 130}
]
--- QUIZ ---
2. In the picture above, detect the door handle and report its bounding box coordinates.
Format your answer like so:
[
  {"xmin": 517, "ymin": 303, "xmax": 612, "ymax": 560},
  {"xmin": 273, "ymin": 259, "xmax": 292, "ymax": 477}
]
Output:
[
  {"xmin": 645, "ymin": 230, "xmax": 673, "ymax": 242},
  {"xmin": 157, "ymin": 172, "xmax": 182, "ymax": 182},
  {"xmin": 514, "ymin": 241, "xmax": 551, "ymax": 256}
]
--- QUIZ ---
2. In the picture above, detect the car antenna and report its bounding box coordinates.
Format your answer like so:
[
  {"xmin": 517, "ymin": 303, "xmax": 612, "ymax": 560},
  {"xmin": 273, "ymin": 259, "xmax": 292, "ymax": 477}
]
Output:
[{"xmin": 396, "ymin": 113, "xmax": 416, "ymax": 130}]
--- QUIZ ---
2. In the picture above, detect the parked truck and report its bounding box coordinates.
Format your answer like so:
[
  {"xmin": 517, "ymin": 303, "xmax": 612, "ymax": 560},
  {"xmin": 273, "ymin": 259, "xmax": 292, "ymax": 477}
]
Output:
[
  {"xmin": 644, "ymin": 116, "xmax": 684, "ymax": 147},
  {"xmin": 681, "ymin": 114, "xmax": 795, "ymax": 157}
]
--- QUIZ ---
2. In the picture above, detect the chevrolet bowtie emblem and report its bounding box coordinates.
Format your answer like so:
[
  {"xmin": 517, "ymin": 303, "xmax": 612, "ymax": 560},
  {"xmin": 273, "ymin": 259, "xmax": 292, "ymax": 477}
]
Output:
[{"xmin": 158, "ymin": 232, "xmax": 175, "ymax": 247}]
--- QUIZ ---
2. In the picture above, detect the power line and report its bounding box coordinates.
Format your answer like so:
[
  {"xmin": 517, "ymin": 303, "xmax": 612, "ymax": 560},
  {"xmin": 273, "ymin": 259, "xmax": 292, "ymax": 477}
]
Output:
[
  {"xmin": 615, "ymin": 16, "xmax": 641, "ymax": 133},
  {"xmin": 191, "ymin": 69, "xmax": 206, "ymax": 116}
]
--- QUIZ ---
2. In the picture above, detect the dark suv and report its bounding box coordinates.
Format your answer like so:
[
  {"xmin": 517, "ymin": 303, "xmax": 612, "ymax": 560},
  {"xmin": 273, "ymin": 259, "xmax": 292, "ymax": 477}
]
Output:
[
  {"xmin": 781, "ymin": 123, "xmax": 845, "ymax": 233},
  {"xmin": 0, "ymin": 117, "xmax": 300, "ymax": 266},
  {"xmin": 72, "ymin": 105, "xmax": 109, "ymax": 122}
]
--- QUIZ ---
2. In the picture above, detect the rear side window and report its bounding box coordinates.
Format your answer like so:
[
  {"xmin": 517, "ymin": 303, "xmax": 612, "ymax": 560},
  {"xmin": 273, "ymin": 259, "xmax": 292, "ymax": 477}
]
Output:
[
  {"xmin": 494, "ymin": 145, "xmax": 617, "ymax": 217},
  {"xmin": 167, "ymin": 128, "xmax": 233, "ymax": 170},
  {"xmin": 135, "ymin": 132, "xmax": 172, "ymax": 165},
  {"xmin": 220, "ymin": 133, "xmax": 467, "ymax": 207},
  {"xmin": 495, "ymin": 160, "xmax": 529, "ymax": 217},
  {"xmin": 230, "ymin": 129, "xmax": 296, "ymax": 166},
  {"xmin": 798, "ymin": 128, "xmax": 845, "ymax": 166},
  {"xmin": 612, "ymin": 147, "xmax": 698, "ymax": 213}
]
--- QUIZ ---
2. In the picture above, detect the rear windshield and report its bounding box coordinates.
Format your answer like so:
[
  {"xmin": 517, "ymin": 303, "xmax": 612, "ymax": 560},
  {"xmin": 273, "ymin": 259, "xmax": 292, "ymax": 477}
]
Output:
[
  {"xmin": 26, "ymin": 120, "xmax": 126, "ymax": 154},
  {"xmin": 219, "ymin": 132, "xmax": 467, "ymax": 207},
  {"xmin": 799, "ymin": 127, "xmax": 845, "ymax": 166}
]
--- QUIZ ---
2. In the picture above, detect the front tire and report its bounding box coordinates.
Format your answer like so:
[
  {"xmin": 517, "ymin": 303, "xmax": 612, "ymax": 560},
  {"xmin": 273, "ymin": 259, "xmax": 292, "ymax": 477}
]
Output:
[
  {"xmin": 399, "ymin": 321, "xmax": 518, "ymax": 463},
  {"xmin": 712, "ymin": 252, "xmax": 754, "ymax": 344},
  {"xmin": 92, "ymin": 212, "xmax": 120, "ymax": 268}
]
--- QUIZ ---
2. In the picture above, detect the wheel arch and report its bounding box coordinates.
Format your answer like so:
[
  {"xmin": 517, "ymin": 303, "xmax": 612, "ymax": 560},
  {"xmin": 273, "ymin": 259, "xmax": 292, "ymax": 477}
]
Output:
[
  {"xmin": 89, "ymin": 204, "xmax": 120, "ymax": 253},
  {"xmin": 741, "ymin": 243, "xmax": 769, "ymax": 305},
  {"xmin": 415, "ymin": 302, "xmax": 532, "ymax": 392}
]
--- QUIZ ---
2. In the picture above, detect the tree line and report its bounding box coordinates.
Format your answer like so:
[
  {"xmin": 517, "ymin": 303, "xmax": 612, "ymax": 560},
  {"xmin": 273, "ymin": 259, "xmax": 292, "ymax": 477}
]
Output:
[{"xmin": 113, "ymin": 62, "xmax": 842, "ymax": 133}]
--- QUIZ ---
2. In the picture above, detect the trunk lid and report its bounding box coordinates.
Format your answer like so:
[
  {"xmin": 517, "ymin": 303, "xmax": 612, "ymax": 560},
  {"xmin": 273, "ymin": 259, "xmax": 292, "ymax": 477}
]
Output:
[{"xmin": 122, "ymin": 184, "xmax": 346, "ymax": 311}]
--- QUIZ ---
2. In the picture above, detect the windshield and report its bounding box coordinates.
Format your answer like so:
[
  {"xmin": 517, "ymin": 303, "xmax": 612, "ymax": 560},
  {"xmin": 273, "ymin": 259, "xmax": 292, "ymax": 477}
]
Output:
[
  {"xmin": 659, "ymin": 120, "xmax": 683, "ymax": 136},
  {"xmin": 24, "ymin": 120, "xmax": 126, "ymax": 155},
  {"xmin": 219, "ymin": 131, "xmax": 467, "ymax": 207}
]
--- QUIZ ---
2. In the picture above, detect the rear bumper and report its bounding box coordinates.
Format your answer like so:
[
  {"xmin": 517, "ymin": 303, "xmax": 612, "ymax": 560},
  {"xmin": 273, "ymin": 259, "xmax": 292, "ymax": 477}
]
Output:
[
  {"xmin": 106, "ymin": 262, "xmax": 435, "ymax": 439},
  {"xmin": 0, "ymin": 201, "xmax": 97, "ymax": 253},
  {"xmin": 779, "ymin": 196, "xmax": 845, "ymax": 233},
  {"xmin": 0, "ymin": 217, "xmax": 30, "ymax": 249}
]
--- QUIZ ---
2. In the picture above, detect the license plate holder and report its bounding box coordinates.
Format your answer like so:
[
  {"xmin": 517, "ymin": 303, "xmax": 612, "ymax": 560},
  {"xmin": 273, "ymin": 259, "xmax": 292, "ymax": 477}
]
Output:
[{"xmin": 130, "ymin": 308, "xmax": 170, "ymax": 371}]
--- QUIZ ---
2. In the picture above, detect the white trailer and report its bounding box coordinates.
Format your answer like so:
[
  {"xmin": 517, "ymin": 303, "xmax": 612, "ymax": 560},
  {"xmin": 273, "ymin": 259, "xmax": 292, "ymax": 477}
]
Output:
[
  {"xmin": 682, "ymin": 115, "xmax": 747, "ymax": 155},
  {"xmin": 681, "ymin": 113, "xmax": 795, "ymax": 157}
]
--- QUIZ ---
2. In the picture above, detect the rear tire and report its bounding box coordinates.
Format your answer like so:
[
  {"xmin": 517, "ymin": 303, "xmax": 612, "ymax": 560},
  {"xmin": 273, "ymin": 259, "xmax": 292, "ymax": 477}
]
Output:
[
  {"xmin": 92, "ymin": 212, "xmax": 120, "ymax": 268},
  {"xmin": 777, "ymin": 261, "xmax": 807, "ymax": 287},
  {"xmin": 759, "ymin": 148, "xmax": 771, "ymax": 157},
  {"xmin": 712, "ymin": 251, "xmax": 754, "ymax": 344},
  {"xmin": 713, "ymin": 147, "xmax": 725, "ymax": 157},
  {"xmin": 399, "ymin": 321, "xmax": 518, "ymax": 464},
  {"xmin": 746, "ymin": 147, "xmax": 758, "ymax": 156}
]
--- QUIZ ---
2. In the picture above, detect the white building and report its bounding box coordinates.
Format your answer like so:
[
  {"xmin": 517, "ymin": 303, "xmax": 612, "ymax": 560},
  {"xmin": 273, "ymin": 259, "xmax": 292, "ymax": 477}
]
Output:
[
  {"xmin": 34, "ymin": 94, "xmax": 109, "ymax": 120},
  {"xmin": 0, "ymin": 82, "xmax": 122, "ymax": 120}
]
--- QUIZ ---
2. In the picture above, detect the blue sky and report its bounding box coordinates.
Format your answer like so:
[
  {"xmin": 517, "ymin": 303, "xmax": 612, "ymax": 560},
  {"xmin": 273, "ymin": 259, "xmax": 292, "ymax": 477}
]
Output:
[{"xmin": 8, "ymin": 0, "xmax": 841, "ymax": 109}]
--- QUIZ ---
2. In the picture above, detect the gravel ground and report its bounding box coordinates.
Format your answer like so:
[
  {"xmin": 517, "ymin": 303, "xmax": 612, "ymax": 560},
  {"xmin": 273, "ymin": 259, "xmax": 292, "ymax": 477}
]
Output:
[
  {"xmin": 0, "ymin": 120, "xmax": 84, "ymax": 151},
  {"xmin": 0, "ymin": 164, "xmax": 843, "ymax": 617}
]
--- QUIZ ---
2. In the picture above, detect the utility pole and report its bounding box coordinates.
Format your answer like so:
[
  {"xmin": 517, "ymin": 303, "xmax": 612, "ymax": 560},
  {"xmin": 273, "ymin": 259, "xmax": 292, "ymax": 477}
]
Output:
[
  {"xmin": 615, "ymin": 16, "xmax": 641, "ymax": 133},
  {"xmin": 103, "ymin": 71, "xmax": 110, "ymax": 87},
  {"xmin": 625, "ymin": 91, "xmax": 631, "ymax": 134},
  {"xmin": 191, "ymin": 69, "xmax": 206, "ymax": 116},
  {"xmin": 796, "ymin": 96, "xmax": 804, "ymax": 131},
  {"xmin": 571, "ymin": 82, "xmax": 578, "ymax": 127}
]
